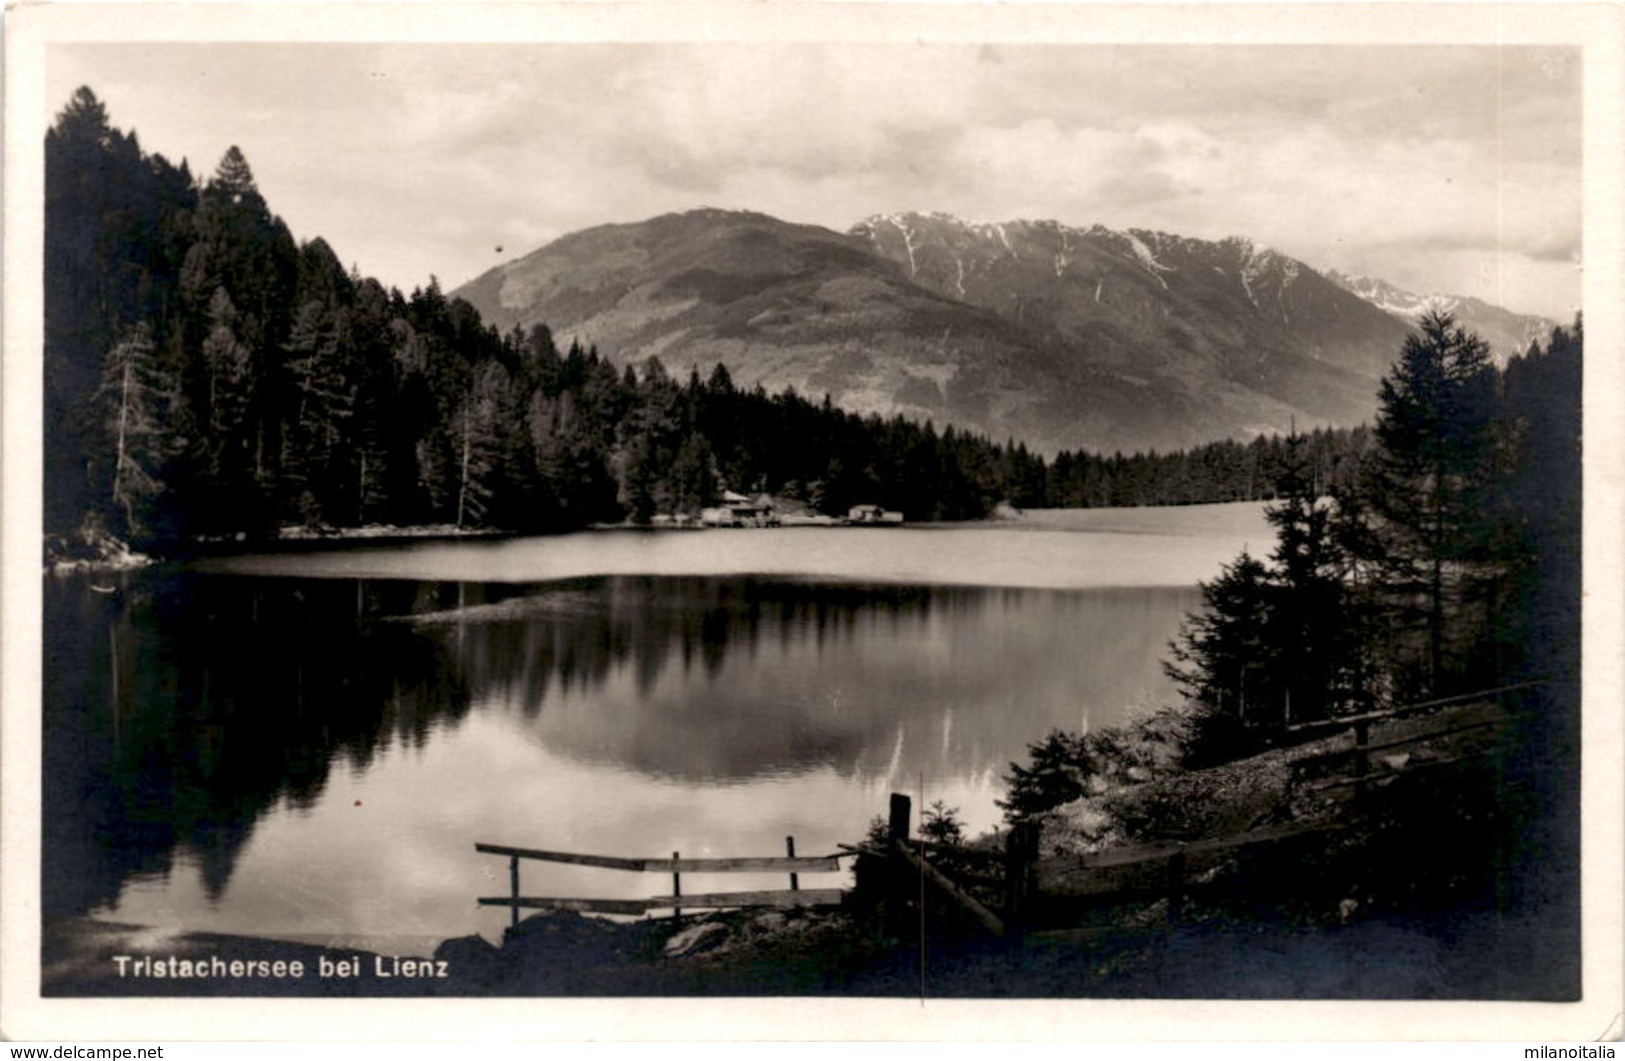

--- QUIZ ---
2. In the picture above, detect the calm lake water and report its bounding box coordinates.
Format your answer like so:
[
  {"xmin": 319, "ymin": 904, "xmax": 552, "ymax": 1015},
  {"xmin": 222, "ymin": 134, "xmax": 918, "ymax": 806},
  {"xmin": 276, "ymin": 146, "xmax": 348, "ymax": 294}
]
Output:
[{"xmin": 43, "ymin": 503, "xmax": 1269, "ymax": 955}]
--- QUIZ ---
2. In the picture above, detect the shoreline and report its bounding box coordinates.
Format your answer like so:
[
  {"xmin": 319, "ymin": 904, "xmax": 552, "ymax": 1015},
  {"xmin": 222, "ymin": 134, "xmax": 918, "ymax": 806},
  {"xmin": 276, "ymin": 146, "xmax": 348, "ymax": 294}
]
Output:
[
  {"xmin": 44, "ymin": 500, "xmax": 1274, "ymax": 575},
  {"xmin": 43, "ymin": 519, "xmax": 939, "ymax": 573}
]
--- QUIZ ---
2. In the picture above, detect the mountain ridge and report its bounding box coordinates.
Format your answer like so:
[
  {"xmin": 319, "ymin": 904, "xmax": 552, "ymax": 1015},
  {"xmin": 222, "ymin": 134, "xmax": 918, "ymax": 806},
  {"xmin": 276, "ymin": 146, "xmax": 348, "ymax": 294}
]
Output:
[
  {"xmin": 849, "ymin": 211, "xmax": 1415, "ymax": 387},
  {"xmin": 453, "ymin": 207, "xmax": 1535, "ymax": 456},
  {"xmin": 1322, "ymin": 269, "xmax": 1557, "ymax": 360}
]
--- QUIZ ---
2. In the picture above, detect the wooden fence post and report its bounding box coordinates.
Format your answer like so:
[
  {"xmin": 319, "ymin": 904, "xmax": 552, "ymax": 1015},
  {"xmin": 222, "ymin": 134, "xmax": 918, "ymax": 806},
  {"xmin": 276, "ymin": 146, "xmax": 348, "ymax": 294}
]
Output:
[
  {"xmin": 885, "ymin": 793, "xmax": 913, "ymax": 938},
  {"xmin": 671, "ymin": 851, "xmax": 682, "ymax": 921},
  {"xmin": 509, "ymin": 855, "xmax": 520, "ymax": 929},
  {"xmin": 1166, "ymin": 849, "xmax": 1187, "ymax": 927},
  {"xmin": 1354, "ymin": 717, "xmax": 1372, "ymax": 800},
  {"xmin": 1004, "ymin": 828, "xmax": 1020, "ymax": 926},
  {"xmin": 786, "ymin": 836, "xmax": 799, "ymax": 892}
]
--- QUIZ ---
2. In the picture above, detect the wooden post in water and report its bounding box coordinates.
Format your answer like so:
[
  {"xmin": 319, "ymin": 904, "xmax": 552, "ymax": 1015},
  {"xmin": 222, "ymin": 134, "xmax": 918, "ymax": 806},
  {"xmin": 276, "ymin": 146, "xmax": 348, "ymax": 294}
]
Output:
[
  {"xmin": 786, "ymin": 836, "xmax": 799, "ymax": 892},
  {"xmin": 509, "ymin": 856, "xmax": 520, "ymax": 929},
  {"xmin": 671, "ymin": 851, "xmax": 682, "ymax": 921}
]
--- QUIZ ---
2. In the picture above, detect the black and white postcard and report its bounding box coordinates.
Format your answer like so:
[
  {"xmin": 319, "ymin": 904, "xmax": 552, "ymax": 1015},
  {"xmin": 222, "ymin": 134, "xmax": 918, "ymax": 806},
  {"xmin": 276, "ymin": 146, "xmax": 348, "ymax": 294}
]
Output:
[{"xmin": 3, "ymin": 0, "xmax": 1621, "ymax": 1042}]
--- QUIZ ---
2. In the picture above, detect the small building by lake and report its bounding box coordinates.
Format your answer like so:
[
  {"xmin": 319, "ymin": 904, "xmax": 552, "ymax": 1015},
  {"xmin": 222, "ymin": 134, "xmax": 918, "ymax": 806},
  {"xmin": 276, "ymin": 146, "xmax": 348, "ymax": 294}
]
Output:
[
  {"xmin": 702, "ymin": 491, "xmax": 779, "ymax": 527},
  {"xmin": 846, "ymin": 504, "xmax": 904, "ymax": 525}
]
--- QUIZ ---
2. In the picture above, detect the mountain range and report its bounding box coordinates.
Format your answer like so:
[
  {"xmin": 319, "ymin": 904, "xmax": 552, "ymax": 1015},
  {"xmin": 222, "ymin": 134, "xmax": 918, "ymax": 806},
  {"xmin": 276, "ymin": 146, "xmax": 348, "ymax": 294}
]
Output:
[
  {"xmin": 1322, "ymin": 270, "xmax": 1556, "ymax": 360},
  {"xmin": 454, "ymin": 209, "xmax": 1554, "ymax": 456}
]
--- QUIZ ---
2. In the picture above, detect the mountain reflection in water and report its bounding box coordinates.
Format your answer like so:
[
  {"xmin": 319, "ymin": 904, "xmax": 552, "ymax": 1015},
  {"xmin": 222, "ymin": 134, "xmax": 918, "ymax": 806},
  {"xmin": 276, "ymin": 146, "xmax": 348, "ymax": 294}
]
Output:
[{"xmin": 43, "ymin": 569, "xmax": 1200, "ymax": 944}]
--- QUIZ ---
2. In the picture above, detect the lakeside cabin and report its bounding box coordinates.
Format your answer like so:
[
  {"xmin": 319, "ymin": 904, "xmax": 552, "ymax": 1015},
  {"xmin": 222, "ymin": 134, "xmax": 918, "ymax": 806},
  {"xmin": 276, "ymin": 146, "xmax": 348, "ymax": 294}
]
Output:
[
  {"xmin": 846, "ymin": 504, "xmax": 905, "ymax": 525},
  {"xmin": 700, "ymin": 491, "xmax": 779, "ymax": 528}
]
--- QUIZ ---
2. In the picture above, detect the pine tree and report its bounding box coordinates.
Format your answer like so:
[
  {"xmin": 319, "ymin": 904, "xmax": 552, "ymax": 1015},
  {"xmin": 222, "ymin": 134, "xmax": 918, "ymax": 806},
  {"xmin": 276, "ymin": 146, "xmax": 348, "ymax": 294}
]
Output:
[
  {"xmin": 211, "ymin": 146, "xmax": 260, "ymax": 207},
  {"xmin": 46, "ymin": 87, "xmax": 197, "ymax": 539},
  {"xmin": 1357, "ymin": 311, "xmax": 1500, "ymax": 694},
  {"xmin": 94, "ymin": 323, "xmax": 179, "ymax": 543},
  {"xmin": 1264, "ymin": 433, "xmax": 1363, "ymax": 723},
  {"xmin": 669, "ymin": 433, "xmax": 716, "ymax": 515},
  {"xmin": 451, "ymin": 360, "xmax": 510, "ymax": 529},
  {"xmin": 998, "ymin": 730, "xmax": 1091, "ymax": 822},
  {"xmin": 281, "ymin": 300, "xmax": 358, "ymax": 524},
  {"xmin": 198, "ymin": 286, "xmax": 256, "ymax": 493},
  {"xmin": 1165, "ymin": 550, "xmax": 1276, "ymax": 764},
  {"xmin": 1493, "ymin": 319, "xmax": 1583, "ymax": 682}
]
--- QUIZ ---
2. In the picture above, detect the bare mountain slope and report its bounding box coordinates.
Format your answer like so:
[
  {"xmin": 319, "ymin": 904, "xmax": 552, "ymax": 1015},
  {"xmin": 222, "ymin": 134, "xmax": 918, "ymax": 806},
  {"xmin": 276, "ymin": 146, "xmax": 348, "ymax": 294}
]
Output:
[
  {"xmin": 457, "ymin": 210, "xmax": 1220, "ymax": 453},
  {"xmin": 455, "ymin": 209, "xmax": 1461, "ymax": 455}
]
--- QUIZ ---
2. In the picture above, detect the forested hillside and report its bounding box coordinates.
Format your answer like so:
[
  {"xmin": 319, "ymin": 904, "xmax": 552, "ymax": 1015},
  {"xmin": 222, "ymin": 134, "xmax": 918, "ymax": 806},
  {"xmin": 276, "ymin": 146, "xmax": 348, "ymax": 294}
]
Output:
[{"xmin": 42, "ymin": 89, "xmax": 1038, "ymax": 552}]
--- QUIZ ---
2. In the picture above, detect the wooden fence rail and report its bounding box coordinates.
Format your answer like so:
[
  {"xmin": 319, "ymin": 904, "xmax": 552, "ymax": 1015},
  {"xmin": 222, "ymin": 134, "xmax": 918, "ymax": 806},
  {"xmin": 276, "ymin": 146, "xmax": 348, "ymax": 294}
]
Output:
[
  {"xmin": 1281, "ymin": 679, "xmax": 1548, "ymax": 739},
  {"xmin": 476, "ymin": 890, "xmax": 845, "ymax": 916},
  {"xmin": 1284, "ymin": 691, "xmax": 1520, "ymax": 799},
  {"xmin": 473, "ymin": 842, "xmax": 840, "ymax": 875},
  {"xmin": 474, "ymin": 838, "xmax": 845, "ymax": 927}
]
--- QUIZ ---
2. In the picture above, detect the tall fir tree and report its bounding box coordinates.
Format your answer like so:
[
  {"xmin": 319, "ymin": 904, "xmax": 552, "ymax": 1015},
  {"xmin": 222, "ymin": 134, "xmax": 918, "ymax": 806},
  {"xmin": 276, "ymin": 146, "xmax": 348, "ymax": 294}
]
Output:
[
  {"xmin": 1165, "ymin": 550, "xmax": 1276, "ymax": 765},
  {"xmin": 93, "ymin": 323, "xmax": 180, "ymax": 543},
  {"xmin": 46, "ymin": 86, "xmax": 197, "ymax": 539},
  {"xmin": 1356, "ymin": 310, "xmax": 1500, "ymax": 695},
  {"xmin": 1263, "ymin": 433, "xmax": 1364, "ymax": 723}
]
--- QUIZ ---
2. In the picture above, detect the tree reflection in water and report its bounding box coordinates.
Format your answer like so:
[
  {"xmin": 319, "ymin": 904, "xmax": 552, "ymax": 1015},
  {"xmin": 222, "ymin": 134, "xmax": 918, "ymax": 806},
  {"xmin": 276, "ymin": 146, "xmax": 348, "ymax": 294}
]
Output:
[{"xmin": 44, "ymin": 573, "xmax": 1191, "ymax": 921}]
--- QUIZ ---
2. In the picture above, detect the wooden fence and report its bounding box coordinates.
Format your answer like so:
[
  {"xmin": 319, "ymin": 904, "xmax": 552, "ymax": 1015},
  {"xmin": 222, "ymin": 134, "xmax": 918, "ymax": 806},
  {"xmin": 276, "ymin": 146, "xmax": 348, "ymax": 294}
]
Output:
[
  {"xmin": 840, "ymin": 795, "xmax": 1325, "ymax": 941},
  {"xmin": 1281, "ymin": 680, "xmax": 1541, "ymax": 797},
  {"xmin": 1281, "ymin": 679, "xmax": 1544, "ymax": 744},
  {"xmin": 853, "ymin": 683, "xmax": 1541, "ymax": 942},
  {"xmin": 474, "ymin": 839, "xmax": 845, "ymax": 926},
  {"xmin": 475, "ymin": 684, "xmax": 1542, "ymax": 939}
]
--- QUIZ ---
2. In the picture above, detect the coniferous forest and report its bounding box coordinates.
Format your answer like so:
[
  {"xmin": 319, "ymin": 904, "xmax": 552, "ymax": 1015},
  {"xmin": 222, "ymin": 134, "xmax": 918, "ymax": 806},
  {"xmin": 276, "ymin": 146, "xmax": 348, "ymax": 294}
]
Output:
[
  {"xmin": 47, "ymin": 87, "xmax": 1377, "ymax": 558},
  {"xmin": 1165, "ymin": 313, "xmax": 1582, "ymax": 759}
]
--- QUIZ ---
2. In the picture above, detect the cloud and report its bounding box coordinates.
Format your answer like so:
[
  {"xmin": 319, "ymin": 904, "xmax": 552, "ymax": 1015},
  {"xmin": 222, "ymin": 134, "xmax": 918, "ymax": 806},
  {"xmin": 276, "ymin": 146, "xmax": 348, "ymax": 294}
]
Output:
[
  {"xmin": 1092, "ymin": 170, "xmax": 1191, "ymax": 210},
  {"xmin": 45, "ymin": 40, "xmax": 1582, "ymax": 318},
  {"xmin": 1523, "ymin": 234, "xmax": 1583, "ymax": 264}
]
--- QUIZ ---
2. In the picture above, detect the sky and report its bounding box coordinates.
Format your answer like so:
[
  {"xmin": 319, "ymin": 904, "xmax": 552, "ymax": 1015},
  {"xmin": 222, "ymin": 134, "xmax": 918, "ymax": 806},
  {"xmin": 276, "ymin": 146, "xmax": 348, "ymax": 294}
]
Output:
[{"xmin": 47, "ymin": 39, "xmax": 1584, "ymax": 320}]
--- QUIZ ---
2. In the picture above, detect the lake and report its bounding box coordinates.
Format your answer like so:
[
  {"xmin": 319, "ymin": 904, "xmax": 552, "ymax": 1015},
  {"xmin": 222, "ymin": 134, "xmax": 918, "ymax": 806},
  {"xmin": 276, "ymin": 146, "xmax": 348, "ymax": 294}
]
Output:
[{"xmin": 42, "ymin": 502, "xmax": 1270, "ymax": 956}]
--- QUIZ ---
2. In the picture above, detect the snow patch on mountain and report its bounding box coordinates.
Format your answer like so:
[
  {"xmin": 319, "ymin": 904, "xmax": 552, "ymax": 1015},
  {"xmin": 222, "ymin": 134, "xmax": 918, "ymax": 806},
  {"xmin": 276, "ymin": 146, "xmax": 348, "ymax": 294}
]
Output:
[
  {"xmin": 889, "ymin": 216, "xmax": 920, "ymax": 276},
  {"xmin": 1123, "ymin": 233, "xmax": 1171, "ymax": 289},
  {"xmin": 978, "ymin": 221, "xmax": 1017, "ymax": 258},
  {"xmin": 1229, "ymin": 239, "xmax": 1297, "ymax": 311},
  {"xmin": 1324, "ymin": 269, "xmax": 1558, "ymax": 359},
  {"xmin": 1325, "ymin": 271, "xmax": 1457, "ymax": 320}
]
